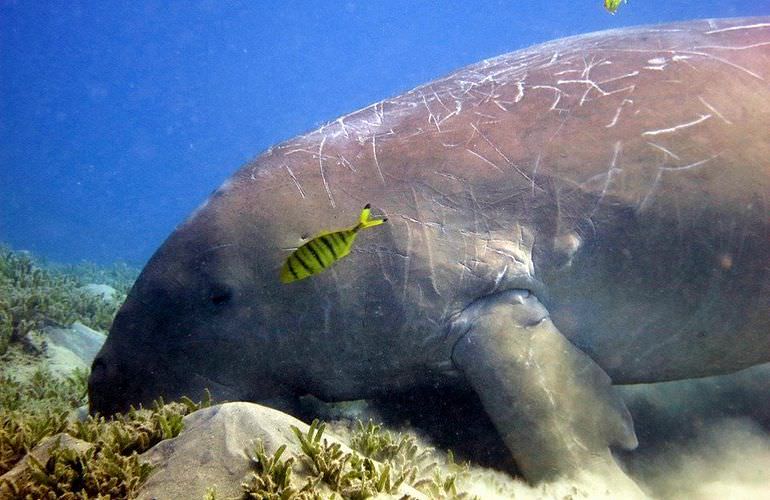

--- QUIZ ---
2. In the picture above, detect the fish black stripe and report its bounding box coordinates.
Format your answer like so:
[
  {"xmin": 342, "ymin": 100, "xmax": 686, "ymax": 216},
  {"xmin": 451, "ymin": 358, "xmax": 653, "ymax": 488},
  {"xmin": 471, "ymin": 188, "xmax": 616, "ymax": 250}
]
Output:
[
  {"xmin": 328, "ymin": 232, "xmax": 343, "ymax": 247},
  {"xmin": 306, "ymin": 241, "xmax": 327, "ymax": 268},
  {"xmin": 337, "ymin": 232, "xmax": 352, "ymax": 249},
  {"xmin": 319, "ymin": 235, "xmax": 338, "ymax": 259},
  {"xmin": 286, "ymin": 258, "xmax": 300, "ymax": 280},
  {"xmin": 293, "ymin": 252, "xmax": 313, "ymax": 274}
]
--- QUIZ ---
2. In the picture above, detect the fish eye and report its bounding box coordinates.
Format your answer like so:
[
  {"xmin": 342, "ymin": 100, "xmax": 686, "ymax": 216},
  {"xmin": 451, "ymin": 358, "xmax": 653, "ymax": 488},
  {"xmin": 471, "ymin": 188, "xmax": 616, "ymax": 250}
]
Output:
[{"xmin": 208, "ymin": 285, "xmax": 232, "ymax": 306}]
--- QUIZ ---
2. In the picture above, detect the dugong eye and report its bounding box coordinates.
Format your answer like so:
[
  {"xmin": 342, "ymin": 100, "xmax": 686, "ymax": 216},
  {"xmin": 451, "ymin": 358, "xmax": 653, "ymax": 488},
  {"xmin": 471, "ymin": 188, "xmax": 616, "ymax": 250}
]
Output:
[{"xmin": 208, "ymin": 285, "xmax": 232, "ymax": 306}]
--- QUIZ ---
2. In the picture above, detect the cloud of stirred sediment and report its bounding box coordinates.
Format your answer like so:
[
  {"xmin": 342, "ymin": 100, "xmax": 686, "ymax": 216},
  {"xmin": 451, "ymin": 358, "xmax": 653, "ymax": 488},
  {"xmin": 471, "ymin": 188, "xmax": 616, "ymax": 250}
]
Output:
[{"xmin": 331, "ymin": 363, "xmax": 770, "ymax": 500}]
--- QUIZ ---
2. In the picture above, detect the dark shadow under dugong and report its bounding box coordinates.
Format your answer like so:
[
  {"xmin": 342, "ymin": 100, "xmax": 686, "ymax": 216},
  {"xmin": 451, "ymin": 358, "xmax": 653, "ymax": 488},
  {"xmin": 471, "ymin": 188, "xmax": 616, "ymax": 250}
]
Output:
[{"xmin": 89, "ymin": 17, "xmax": 770, "ymax": 489}]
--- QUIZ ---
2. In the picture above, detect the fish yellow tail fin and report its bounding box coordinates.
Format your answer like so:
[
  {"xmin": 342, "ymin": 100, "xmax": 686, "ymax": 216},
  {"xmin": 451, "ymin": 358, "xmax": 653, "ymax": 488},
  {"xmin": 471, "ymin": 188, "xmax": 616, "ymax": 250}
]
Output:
[{"xmin": 356, "ymin": 203, "xmax": 387, "ymax": 231}]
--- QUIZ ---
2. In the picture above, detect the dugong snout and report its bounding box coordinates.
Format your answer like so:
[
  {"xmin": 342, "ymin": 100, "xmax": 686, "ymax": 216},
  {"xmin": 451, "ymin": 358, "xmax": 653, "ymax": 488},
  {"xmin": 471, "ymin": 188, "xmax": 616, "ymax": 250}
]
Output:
[
  {"xmin": 90, "ymin": 286, "xmax": 279, "ymax": 415},
  {"xmin": 89, "ymin": 351, "xmax": 134, "ymax": 415},
  {"xmin": 89, "ymin": 302, "xmax": 181, "ymax": 414}
]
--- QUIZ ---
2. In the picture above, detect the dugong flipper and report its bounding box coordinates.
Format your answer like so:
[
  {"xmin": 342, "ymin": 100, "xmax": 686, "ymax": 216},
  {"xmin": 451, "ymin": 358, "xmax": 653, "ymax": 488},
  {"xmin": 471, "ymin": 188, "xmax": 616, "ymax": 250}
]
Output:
[{"xmin": 452, "ymin": 290, "xmax": 637, "ymax": 481}]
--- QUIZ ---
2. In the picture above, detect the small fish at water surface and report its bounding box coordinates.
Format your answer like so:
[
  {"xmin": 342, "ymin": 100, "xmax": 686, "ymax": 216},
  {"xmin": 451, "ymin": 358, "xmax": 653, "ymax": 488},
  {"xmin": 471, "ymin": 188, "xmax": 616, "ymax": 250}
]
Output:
[{"xmin": 280, "ymin": 204, "xmax": 387, "ymax": 283}]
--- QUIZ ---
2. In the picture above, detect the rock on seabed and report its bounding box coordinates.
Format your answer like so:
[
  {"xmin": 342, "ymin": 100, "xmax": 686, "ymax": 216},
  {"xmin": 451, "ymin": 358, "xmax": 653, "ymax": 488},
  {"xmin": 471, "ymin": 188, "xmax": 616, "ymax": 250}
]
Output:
[{"xmin": 137, "ymin": 401, "xmax": 426, "ymax": 499}]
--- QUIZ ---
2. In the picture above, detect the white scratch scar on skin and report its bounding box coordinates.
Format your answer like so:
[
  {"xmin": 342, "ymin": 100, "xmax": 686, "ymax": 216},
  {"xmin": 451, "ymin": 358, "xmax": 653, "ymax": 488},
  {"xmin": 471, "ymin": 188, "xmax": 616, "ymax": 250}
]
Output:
[
  {"xmin": 433, "ymin": 88, "xmax": 449, "ymax": 111},
  {"xmin": 605, "ymin": 99, "xmax": 634, "ymax": 128},
  {"xmin": 531, "ymin": 154, "xmax": 541, "ymax": 196},
  {"xmin": 556, "ymin": 78, "xmax": 636, "ymax": 106},
  {"xmin": 471, "ymin": 123, "xmax": 510, "ymax": 163},
  {"xmin": 705, "ymin": 22, "xmax": 770, "ymax": 34},
  {"xmin": 694, "ymin": 41, "xmax": 770, "ymax": 51},
  {"xmin": 372, "ymin": 135, "xmax": 385, "ymax": 184},
  {"xmin": 493, "ymin": 264, "xmax": 508, "ymax": 292},
  {"xmin": 514, "ymin": 80, "xmax": 525, "ymax": 102},
  {"xmin": 660, "ymin": 154, "xmax": 720, "ymax": 171},
  {"xmin": 554, "ymin": 68, "xmax": 581, "ymax": 76},
  {"xmin": 318, "ymin": 136, "xmax": 335, "ymax": 208},
  {"xmin": 337, "ymin": 154, "xmax": 356, "ymax": 172},
  {"xmin": 284, "ymin": 165, "xmax": 306, "ymax": 199},
  {"xmin": 422, "ymin": 93, "xmax": 441, "ymax": 132},
  {"xmin": 698, "ymin": 96, "xmax": 733, "ymax": 125},
  {"xmin": 642, "ymin": 114, "xmax": 712, "ymax": 136},
  {"xmin": 474, "ymin": 111, "xmax": 499, "ymax": 120},
  {"xmin": 647, "ymin": 142, "xmax": 681, "ymax": 160},
  {"xmin": 532, "ymin": 85, "xmax": 565, "ymax": 111},
  {"xmin": 401, "ymin": 218, "xmax": 413, "ymax": 303},
  {"xmin": 589, "ymin": 141, "xmax": 623, "ymax": 215},
  {"xmin": 411, "ymin": 187, "xmax": 441, "ymax": 296},
  {"xmin": 471, "ymin": 123, "xmax": 533, "ymax": 183},
  {"xmin": 336, "ymin": 117, "xmax": 350, "ymax": 138},
  {"xmin": 680, "ymin": 50, "xmax": 764, "ymax": 80},
  {"xmin": 465, "ymin": 148, "xmax": 504, "ymax": 173},
  {"xmin": 638, "ymin": 170, "xmax": 663, "ymax": 213}
]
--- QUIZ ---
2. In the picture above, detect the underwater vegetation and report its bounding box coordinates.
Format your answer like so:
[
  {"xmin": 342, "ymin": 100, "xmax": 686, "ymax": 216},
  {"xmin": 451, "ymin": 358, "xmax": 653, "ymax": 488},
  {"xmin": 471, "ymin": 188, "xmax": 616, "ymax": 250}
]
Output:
[
  {"xmin": 3, "ymin": 368, "xmax": 471, "ymax": 500},
  {"xmin": 0, "ymin": 367, "xmax": 88, "ymax": 477},
  {"xmin": 0, "ymin": 243, "xmax": 168, "ymax": 498},
  {"xmin": 226, "ymin": 419, "xmax": 470, "ymax": 500},
  {"xmin": 0, "ymin": 244, "xmax": 138, "ymax": 356},
  {"xmin": 0, "ymin": 368, "xmax": 212, "ymax": 499}
]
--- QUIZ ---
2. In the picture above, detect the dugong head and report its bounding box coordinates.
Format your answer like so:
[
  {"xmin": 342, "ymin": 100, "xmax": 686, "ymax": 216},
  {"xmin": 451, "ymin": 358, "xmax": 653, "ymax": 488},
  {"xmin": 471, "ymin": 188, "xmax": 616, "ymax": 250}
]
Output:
[{"xmin": 89, "ymin": 195, "xmax": 274, "ymax": 414}]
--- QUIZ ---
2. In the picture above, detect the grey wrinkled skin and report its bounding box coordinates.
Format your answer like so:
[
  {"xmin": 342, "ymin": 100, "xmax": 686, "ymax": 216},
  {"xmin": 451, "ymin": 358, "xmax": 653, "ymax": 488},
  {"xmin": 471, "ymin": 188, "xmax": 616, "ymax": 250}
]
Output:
[{"xmin": 90, "ymin": 18, "xmax": 770, "ymax": 484}]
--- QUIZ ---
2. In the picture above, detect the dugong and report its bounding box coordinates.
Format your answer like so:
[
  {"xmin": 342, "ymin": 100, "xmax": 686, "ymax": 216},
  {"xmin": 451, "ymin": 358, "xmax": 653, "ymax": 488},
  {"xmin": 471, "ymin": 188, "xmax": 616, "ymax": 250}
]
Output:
[{"xmin": 90, "ymin": 17, "xmax": 770, "ymax": 484}]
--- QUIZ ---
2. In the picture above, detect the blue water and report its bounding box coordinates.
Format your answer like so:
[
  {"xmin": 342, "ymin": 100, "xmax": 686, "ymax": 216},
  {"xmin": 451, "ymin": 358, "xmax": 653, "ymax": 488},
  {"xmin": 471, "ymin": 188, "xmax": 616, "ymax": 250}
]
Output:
[{"xmin": 1, "ymin": 0, "xmax": 766, "ymax": 265}]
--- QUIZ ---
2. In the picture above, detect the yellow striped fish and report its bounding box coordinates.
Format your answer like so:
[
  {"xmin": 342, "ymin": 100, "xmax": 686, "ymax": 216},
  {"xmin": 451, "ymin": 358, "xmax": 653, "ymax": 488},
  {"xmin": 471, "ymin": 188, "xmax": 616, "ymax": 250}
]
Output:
[{"xmin": 280, "ymin": 204, "xmax": 387, "ymax": 283}]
